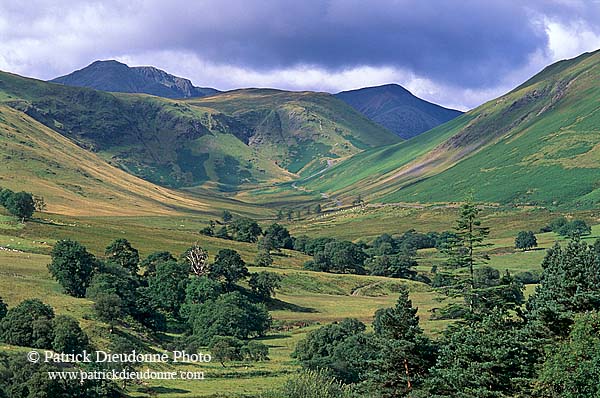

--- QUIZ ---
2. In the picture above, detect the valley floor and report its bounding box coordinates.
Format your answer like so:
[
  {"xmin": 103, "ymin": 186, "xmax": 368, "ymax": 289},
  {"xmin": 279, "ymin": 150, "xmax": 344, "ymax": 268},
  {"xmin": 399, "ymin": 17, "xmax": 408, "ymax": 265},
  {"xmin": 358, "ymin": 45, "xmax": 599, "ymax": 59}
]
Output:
[{"xmin": 0, "ymin": 206, "xmax": 598, "ymax": 397}]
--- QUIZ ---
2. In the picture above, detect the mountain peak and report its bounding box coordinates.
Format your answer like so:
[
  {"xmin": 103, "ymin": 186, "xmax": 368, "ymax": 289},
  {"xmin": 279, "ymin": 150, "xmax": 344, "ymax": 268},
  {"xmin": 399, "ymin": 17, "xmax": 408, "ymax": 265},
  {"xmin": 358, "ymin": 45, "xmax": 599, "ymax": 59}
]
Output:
[
  {"xmin": 335, "ymin": 84, "xmax": 462, "ymax": 139},
  {"xmin": 50, "ymin": 60, "xmax": 219, "ymax": 99}
]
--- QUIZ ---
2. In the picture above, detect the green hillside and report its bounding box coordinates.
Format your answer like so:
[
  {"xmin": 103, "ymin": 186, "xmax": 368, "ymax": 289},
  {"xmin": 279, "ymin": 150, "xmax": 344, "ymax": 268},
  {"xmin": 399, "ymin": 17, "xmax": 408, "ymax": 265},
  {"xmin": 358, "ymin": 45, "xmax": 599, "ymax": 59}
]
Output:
[
  {"xmin": 186, "ymin": 89, "xmax": 401, "ymax": 176},
  {"xmin": 296, "ymin": 50, "xmax": 600, "ymax": 208},
  {"xmin": 0, "ymin": 72, "xmax": 398, "ymax": 193},
  {"xmin": 0, "ymin": 103, "xmax": 265, "ymax": 217}
]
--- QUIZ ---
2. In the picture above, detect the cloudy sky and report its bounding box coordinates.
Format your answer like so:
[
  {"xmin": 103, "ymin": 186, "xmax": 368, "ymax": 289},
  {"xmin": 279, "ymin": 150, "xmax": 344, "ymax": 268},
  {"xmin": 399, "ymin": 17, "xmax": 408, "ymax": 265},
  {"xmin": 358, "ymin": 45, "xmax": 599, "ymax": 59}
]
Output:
[{"xmin": 1, "ymin": 0, "xmax": 599, "ymax": 110}]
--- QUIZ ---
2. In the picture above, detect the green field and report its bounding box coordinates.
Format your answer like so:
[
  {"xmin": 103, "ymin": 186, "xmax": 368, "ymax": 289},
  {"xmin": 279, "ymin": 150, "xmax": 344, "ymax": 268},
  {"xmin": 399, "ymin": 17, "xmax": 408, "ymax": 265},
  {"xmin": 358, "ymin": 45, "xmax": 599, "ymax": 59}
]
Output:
[{"xmin": 1, "ymin": 203, "xmax": 597, "ymax": 397}]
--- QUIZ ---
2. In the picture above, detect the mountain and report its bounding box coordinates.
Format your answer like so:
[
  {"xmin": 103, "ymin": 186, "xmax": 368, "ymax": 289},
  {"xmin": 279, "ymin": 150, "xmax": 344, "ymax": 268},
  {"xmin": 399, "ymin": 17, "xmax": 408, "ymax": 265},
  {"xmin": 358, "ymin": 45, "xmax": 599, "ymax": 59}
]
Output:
[
  {"xmin": 50, "ymin": 60, "xmax": 219, "ymax": 98},
  {"xmin": 0, "ymin": 101, "xmax": 258, "ymax": 217},
  {"xmin": 297, "ymin": 50, "xmax": 600, "ymax": 208},
  {"xmin": 0, "ymin": 71, "xmax": 399, "ymax": 193},
  {"xmin": 186, "ymin": 88, "xmax": 401, "ymax": 177},
  {"xmin": 335, "ymin": 84, "xmax": 463, "ymax": 139}
]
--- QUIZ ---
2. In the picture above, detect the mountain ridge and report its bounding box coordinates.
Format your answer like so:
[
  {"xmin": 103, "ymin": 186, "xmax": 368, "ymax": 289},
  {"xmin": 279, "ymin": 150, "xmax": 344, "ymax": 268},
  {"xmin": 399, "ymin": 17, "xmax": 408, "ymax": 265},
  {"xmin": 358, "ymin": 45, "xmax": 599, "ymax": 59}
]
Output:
[
  {"xmin": 335, "ymin": 84, "xmax": 463, "ymax": 139},
  {"xmin": 294, "ymin": 50, "xmax": 600, "ymax": 208},
  {"xmin": 51, "ymin": 60, "xmax": 219, "ymax": 98}
]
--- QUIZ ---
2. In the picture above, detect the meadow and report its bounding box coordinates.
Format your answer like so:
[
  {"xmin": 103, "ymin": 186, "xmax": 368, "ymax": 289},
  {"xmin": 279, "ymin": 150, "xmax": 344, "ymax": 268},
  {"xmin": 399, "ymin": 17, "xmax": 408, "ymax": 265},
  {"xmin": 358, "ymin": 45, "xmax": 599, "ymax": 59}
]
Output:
[{"xmin": 1, "ymin": 203, "xmax": 598, "ymax": 397}]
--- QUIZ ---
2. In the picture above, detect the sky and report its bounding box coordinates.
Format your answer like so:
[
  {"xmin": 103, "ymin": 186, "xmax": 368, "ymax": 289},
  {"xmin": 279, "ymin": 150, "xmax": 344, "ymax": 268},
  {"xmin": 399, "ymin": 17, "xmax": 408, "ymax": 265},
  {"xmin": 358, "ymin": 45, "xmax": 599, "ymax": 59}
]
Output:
[{"xmin": 1, "ymin": 1, "xmax": 600, "ymax": 110}]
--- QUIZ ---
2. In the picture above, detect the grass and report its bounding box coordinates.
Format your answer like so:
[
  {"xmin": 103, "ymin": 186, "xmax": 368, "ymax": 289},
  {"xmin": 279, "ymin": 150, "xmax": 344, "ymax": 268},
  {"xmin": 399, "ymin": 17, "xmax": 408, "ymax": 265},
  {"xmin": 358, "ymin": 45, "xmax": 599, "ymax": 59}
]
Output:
[
  {"xmin": 264, "ymin": 50, "xmax": 600, "ymax": 209},
  {"xmin": 0, "ymin": 206, "xmax": 597, "ymax": 397}
]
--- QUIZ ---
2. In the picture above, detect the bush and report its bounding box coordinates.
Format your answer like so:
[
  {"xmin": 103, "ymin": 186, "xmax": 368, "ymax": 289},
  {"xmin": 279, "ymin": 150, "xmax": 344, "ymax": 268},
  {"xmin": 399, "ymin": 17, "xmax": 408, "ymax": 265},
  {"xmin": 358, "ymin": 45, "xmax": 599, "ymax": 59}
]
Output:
[
  {"xmin": 243, "ymin": 340, "xmax": 270, "ymax": 361},
  {"xmin": 265, "ymin": 369, "xmax": 355, "ymax": 398},
  {"xmin": 209, "ymin": 336, "xmax": 244, "ymax": 366}
]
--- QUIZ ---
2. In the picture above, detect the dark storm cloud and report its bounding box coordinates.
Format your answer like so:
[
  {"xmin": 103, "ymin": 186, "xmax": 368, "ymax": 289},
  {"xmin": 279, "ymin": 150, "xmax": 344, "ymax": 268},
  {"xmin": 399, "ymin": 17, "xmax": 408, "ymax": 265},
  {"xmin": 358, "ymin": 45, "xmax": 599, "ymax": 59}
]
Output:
[
  {"xmin": 133, "ymin": 0, "xmax": 549, "ymax": 89},
  {"xmin": 1, "ymin": 0, "xmax": 599, "ymax": 109}
]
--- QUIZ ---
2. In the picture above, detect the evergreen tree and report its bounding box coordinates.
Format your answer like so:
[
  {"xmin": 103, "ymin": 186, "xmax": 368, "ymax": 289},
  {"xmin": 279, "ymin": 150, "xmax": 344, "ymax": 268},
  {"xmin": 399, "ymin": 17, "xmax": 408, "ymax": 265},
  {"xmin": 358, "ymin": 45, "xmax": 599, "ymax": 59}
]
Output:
[
  {"xmin": 527, "ymin": 240, "xmax": 600, "ymax": 337},
  {"xmin": 371, "ymin": 288, "xmax": 436, "ymax": 396},
  {"xmin": 536, "ymin": 311, "xmax": 600, "ymax": 398},
  {"xmin": 441, "ymin": 196, "xmax": 491, "ymax": 312}
]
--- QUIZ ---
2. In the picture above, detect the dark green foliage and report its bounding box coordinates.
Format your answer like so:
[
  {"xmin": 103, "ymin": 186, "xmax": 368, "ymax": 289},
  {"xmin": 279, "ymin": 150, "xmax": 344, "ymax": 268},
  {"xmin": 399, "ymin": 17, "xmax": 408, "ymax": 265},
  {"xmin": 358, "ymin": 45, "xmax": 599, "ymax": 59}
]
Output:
[
  {"xmin": 140, "ymin": 250, "xmax": 175, "ymax": 277},
  {"xmin": 371, "ymin": 288, "xmax": 436, "ymax": 396},
  {"xmin": 243, "ymin": 340, "xmax": 270, "ymax": 361},
  {"xmin": 373, "ymin": 288, "xmax": 420, "ymax": 341},
  {"xmin": 254, "ymin": 249, "xmax": 273, "ymax": 267},
  {"xmin": 199, "ymin": 225, "xmax": 214, "ymax": 236},
  {"xmin": 307, "ymin": 240, "xmax": 367, "ymax": 274},
  {"xmin": 104, "ymin": 238, "xmax": 139, "ymax": 275},
  {"xmin": 0, "ymin": 188, "xmax": 14, "ymax": 207},
  {"xmin": 48, "ymin": 239, "xmax": 97, "ymax": 298},
  {"xmin": 541, "ymin": 216, "xmax": 568, "ymax": 233},
  {"xmin": 229, "ymin": 217, "xmax": 262, "ymax": 242},
  {"xmin": 0, "ymin": 298, "xmax": 6, "ymax": 321},
  {"xmin": 93, "ymin": 294, "xmax": 122, "ymax": 329},
  {"xmin": 424, "ymin": 314, "xmax": 539, "ymax": 398},
  {"xmin": 557, "ymin": 219, "xmax": 592, "ymax": 239},
  {"xmin": 187, "ymin": 292, "xmax": 271, "ymax": 342},
  {"xmin": 514, "ymin": 270, "xmax": 542, "ymax": 285},
  {"xmin": 86, "ymin": 264, "xmax": 137, "ymax": 313},
  {"xmin": 249, "ymin": 272, "xmax": 282, "ymax": 299},
  {"xmin": 0, "ymin": 353, "xmax": 120, "ymax": 398},
  {"xmin": 180, "ymin": 276, "xmax": 223, "ymax": 319},
  {"xmin": 51, "ymin": 315, "xmax": 89, "ymax": 354},
  {"xmin": 147, "ymin": 260, "xmax": 189, "ymax": 317},
  {"xmin": 293, "ymin": 318, "xmax": 366, "ymax": 382},
  {"xmin": 515, "ymin": 231, "xmax": 538, "ymax": 250},
  {"xmin": 0, "ymin": 299, "xmax": 54, "ymax": 348},
  {"xmin": 210, "ymin": 249, "xmax": 249, "ymax": 288},
  {"xmin": 3, "ymin": 191, "xmax": 35, "ymax": 220},
  {"xmin": 473, "ymin": 266, "xmax": 501, "ymax": 288},
  {"xmin": 528, "ymin": 240, "xmax": 600, "ymax": 337},
  {"xmin": 222, "ymin": 210, "xmax": 233, "ymax": 223},
  {"xmin": 215, "ymin": 225, "xmax": 230, "ymax": 239},
  {"xmin": 368, "ymin": 254, "xmax": 417, "ymax": 278},
  {"xmin": 263, "ymin": 223, "xmax": 294, "ymax": 249},
  {"xmin": 267, "ymin": 369, "xmax": 355, "ymax": 398},
  {"xmin": 536, "ymin": 312, "xmax": 600, "ymax": 398},
  {"xmin": 315, "ymin": 204, "xmax": 322, "ymax": 214},
  {"xmin": 470, "ymin": 271, "xmax": 525, "ymax": 318},
  {"xmin": 441, "ymin": 198, "xmax": 491, "ymax": 312},
  {"xmin": 209, "ymin": 336, "xmax": 244, "ymax": 366}
]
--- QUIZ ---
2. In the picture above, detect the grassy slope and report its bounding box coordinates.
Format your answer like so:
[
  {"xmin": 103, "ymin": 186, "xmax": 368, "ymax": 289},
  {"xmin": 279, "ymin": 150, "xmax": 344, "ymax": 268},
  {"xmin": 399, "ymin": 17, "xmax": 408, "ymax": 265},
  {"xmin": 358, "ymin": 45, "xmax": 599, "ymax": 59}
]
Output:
[
  {"xmin": 0, "ymin": 104, "xmax": 264, "ymax": 217},
  {"xmin": 186, "ymin": 89, "xmax": 400, "ymax": 176},
  {"xmin": 1, "ymin": 71, "xmax": 399, "ymax": 194},
  {"xmin": 292, "ymin": 50, "xmax": 600, "ymax": 208},
  {"xmin": 1, "ymin": 206, "xmax": 598, "ymax": 397}
]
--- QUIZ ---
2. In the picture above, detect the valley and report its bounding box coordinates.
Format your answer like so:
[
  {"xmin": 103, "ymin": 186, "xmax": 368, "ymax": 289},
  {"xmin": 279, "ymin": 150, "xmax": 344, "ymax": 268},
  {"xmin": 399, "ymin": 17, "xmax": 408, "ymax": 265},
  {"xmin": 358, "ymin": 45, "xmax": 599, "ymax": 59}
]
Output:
[{"xmin": 0, "ymin": 46, "xmax": 599, "ymax": 398}]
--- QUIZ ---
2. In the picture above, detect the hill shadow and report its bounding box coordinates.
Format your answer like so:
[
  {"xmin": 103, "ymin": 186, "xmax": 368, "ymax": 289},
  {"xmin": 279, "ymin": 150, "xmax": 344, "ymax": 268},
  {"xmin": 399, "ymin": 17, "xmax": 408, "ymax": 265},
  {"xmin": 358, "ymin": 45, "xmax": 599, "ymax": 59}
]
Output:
[{"xmin": 267, "ymin": 298, "xmax": 317, "ymax": 313}]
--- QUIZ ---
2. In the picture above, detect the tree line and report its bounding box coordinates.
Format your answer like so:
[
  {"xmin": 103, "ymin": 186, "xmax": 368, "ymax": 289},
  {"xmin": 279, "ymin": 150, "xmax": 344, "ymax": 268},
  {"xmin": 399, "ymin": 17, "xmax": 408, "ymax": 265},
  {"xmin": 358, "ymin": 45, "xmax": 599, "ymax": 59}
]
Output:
[{"xmin": 281, "ymin": 200, "xmax": 600, "ymax": 398}]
